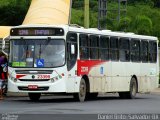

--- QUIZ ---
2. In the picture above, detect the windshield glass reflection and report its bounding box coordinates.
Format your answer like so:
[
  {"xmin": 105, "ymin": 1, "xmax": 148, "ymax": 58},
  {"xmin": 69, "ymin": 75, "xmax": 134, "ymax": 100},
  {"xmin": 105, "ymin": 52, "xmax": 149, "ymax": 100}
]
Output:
[{"xmin": 9, "ymin": 39, "xmax": 65, "ymax": 68}]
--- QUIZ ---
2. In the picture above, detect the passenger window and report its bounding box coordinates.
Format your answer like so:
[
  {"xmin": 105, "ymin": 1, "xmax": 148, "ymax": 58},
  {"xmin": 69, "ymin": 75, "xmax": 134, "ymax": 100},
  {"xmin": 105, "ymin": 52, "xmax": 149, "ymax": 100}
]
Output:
[
  {"xmin": 149, "ymin": 41, "xmax": 157, "ymax": 63},
  {"xmin": 110, "ymin": 37, "xmax": 119, "ymax": 61},
  {"xmin": 99, "ymin": 36, "xmax": 109, "ymax": 60},
  {"xmin": 79, "ymin": 34, "xmax": 89, "ymax": 60},
  {"xmin": 90, "ymin": 35, "xmax": 99, "ymax": 59},
  {"xmin": 141, "ymin": 40, "xmax": 148, "ymax": 62},
  {"xmin": 131, "ymin": 39, "xmax": 140, "ymax": 62},
  {"xmin": 119, "ymin": 38, "xmax": 130, "ymax": 61}
]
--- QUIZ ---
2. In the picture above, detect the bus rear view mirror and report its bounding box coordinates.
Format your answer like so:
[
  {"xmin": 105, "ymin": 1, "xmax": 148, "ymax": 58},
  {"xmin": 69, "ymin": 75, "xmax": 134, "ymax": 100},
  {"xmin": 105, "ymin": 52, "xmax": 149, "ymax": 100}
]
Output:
[
  {"xmin": 2, "ymin": 39, "xmax": 5, "ymax": 50},
  {"xmin": 71, "ymin": 44, "xmax": 75, "ymax": 54},
  {"xmin": 2, "ymin": 36, "xmax": 10, "ymax": 56}
]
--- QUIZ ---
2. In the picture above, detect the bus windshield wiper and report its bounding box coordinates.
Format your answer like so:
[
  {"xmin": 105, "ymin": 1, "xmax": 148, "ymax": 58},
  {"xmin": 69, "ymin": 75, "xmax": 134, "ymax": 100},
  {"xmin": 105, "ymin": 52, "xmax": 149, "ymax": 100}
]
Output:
[{"xmin": 39, "ymin": 44, "xmax": 42, "ymax": 59}]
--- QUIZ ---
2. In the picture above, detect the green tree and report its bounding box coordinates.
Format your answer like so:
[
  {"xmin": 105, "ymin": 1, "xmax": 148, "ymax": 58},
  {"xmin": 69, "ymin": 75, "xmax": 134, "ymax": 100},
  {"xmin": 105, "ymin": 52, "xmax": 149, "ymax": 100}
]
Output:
[
  {"xmin": 0, "ymin": 0, "xmax": 30, "ymax": 25},
  {"xmin": 117, "ymin": 17, "xmax": 131, "ymax": 32},
  {"xmin": 131, "ymin": 15, "xmax": 152, "ymax": 35},
  {"xmin": 71, "ymin": 9, "xmax": 84, "ymax": 26},
  {"xmin": 152, "ymin": 24, "xmax": 160, "ymax": 40},
  {"xmin": 89, "ymin": 11, "xmax": 97, "ymax": 28}
]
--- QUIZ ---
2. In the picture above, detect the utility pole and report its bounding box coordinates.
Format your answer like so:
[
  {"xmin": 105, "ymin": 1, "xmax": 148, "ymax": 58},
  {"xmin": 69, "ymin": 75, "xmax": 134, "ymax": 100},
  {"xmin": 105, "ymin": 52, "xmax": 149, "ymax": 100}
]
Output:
[
  {"xmin": 84, "ymin": 0, "xmax": 89, "ymax": 28},
  {"xmin": 98, "ymin": 0, "xmax": 127, "ymax": 30},
  {"xmin": 98, "ymin": 0, "xmax": 107, "ymax": 29},
  {"xmin": 118, "ymin": 0, "xmax": 127, "ymax": 23}
]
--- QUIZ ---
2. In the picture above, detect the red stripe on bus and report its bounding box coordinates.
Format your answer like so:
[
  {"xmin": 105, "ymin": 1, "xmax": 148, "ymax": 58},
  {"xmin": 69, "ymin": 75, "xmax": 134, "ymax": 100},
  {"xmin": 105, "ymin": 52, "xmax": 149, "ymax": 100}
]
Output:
[
  {"xmin": 77, "ymin": 60, "xmax": 106, "ymax": 76},
  {"xmin": 16, "ymin": 75, "xmax": 26, "ymax": 79}
]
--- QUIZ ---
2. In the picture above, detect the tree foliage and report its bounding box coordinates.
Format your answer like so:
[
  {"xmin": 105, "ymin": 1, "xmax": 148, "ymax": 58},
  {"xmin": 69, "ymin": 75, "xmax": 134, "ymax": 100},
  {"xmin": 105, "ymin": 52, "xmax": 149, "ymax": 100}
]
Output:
[
  {"xmin": 0, "ymin": 0, "xmax": 30, "ymax": 25},
  {"xmin": 71, "ymin": 9, "xmax": 84, "ymax": 26},
  {"xmin": 131, "ymin": 15, "xmax": 153, "ymax": 35},
  {"xmin": 117, "ymin": 17, "xmax": 131, "ymax": 32}
]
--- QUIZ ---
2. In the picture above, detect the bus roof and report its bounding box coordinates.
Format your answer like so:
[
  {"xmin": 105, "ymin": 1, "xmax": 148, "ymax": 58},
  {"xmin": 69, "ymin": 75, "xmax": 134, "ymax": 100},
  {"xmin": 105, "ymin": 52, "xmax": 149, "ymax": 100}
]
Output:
[
  {"xmin": 0, "ymin": 26, "xmax": 11, "ymax": 38},
  {"xmin": 11, "ymin": 24, "xmax": 158, "ymax": 41},
  {"xmin": 68, "ymin": 26, "xmax": 158, "ymax": 41}
]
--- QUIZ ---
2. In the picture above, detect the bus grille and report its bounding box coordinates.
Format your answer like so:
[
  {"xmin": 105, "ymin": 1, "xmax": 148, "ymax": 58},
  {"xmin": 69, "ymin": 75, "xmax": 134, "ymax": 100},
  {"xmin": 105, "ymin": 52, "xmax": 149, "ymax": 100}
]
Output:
[
  {"xmin": 19, "ymin": 79, "xmax": 50, "ymax": 82},
  {"xmin": 18, "ymin": 86, "xmax": 49, "ymax": 91},
  {"xmin": 15, "ymin": 70, "xmax": 53, "ymax": 74}
]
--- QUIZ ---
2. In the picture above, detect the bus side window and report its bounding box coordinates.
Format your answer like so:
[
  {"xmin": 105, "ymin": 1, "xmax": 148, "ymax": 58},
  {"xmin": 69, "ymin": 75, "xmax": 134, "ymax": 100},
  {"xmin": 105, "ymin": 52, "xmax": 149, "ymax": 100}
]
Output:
[
  {"xmin": 90, "ymin": 35, "xmax": 99, "ymax": 60},
  {"xmin": 149, "ymin": 41, "xmax": 157, "ymax": 63},
  {"xmin": 110, "ymin": 37, "xmax": 119, "ymax": 61},
  {"xmin": 130, "ymin": 39, "xmax": 140, "ymax": 62},
  {"xmin": 119, "ymin": 38, "xmax": 130, "ymax": 62},
  {"xmin": 79, "ymin": 34, "xmax": 89, "ymax": 60},
  {"xmin": 99, "ymin": 36, "xmax": 109, "ymax": 60},
  {"xmin": 141, "ymin": 40, "xmax": 148, "ymax": 63}
]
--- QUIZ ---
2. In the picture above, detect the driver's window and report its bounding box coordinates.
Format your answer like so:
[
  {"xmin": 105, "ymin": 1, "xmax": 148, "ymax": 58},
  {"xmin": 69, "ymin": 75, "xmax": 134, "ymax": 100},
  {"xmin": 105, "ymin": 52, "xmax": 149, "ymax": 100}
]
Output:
[{"xmin": 67, "ymin": 32, "xmax": 77, "ymax": 71}]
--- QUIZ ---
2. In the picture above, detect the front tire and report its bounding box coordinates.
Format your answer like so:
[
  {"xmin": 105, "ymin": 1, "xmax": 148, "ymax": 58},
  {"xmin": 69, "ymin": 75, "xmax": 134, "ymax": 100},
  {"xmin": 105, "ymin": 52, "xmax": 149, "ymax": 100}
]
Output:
[
  {"xmin": 73, "ymin": 78, "xmax": 87, "ymax": 102},
  {"xmin": 28, "ymin": 93, "xmax": 41, "ymax": 101}
]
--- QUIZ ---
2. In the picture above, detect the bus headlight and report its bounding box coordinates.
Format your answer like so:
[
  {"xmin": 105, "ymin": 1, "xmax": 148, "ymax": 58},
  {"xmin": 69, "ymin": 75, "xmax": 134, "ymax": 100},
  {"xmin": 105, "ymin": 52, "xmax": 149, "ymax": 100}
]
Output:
[
  {"xmin": 50, "ymin": 78, "xmax": 55, "ymax": 83},
  {"xmin": 12, "ymin": 77, "xmax": 17, "ymax": 82},
  {"xmin": 50, "ymin": 76, "xmax": 60, "ymax": 83},
  {"xmin": 10, "ymin": 76, "xmax": 18, "ymax": 82},
  {"xmin": 13, "ymin": 78, "xmax": 18, "ymax": 82}
]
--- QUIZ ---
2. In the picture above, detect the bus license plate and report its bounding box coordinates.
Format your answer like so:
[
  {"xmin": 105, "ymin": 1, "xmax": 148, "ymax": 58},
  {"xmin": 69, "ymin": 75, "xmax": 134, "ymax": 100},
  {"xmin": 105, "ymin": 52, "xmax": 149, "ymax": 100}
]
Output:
[{"xmin": 28, "ymin": 85, "xmax": 38, "ymax": 89}]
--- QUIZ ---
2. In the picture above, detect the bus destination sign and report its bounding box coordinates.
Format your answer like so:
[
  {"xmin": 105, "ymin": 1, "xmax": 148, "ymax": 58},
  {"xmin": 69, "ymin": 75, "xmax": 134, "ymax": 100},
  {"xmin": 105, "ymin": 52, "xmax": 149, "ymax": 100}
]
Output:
[{"xmin": 10, "ymin": 28, "xmax": 64, "ymax": 36}]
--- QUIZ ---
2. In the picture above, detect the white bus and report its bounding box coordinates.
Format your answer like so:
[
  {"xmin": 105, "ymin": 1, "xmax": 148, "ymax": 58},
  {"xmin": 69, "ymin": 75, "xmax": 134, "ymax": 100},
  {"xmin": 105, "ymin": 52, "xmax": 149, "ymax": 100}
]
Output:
[{"xmin": 7, "ymin": 25, "xmax": 159, "ymax": 102}]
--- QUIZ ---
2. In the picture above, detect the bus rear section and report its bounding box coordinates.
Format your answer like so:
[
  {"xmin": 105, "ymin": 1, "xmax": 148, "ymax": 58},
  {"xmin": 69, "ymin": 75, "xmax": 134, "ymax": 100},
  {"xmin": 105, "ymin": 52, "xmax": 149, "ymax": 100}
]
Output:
[{"xmin": 67, "ymin": 28, "xmax": 159, "ymax": 101}]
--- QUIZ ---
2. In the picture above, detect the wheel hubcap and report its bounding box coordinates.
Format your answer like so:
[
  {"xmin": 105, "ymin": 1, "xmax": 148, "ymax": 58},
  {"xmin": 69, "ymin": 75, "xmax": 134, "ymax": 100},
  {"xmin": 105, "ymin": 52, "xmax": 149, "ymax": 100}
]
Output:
[{"xmin": 132, "ymin": 82, "xmax": 136, "ymax": 96}]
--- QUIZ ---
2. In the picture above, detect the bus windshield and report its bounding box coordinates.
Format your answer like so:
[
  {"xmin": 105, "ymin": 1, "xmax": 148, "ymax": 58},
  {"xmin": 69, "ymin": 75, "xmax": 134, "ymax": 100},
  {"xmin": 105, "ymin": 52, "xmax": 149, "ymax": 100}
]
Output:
[{"xmin": 9, "ymin": 39, "xmax": 65, "ymax": 68}]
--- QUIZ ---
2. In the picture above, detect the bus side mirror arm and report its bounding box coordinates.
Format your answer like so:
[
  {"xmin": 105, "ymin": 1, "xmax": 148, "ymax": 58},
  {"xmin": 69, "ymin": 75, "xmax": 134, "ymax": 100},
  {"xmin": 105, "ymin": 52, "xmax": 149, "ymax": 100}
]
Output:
[{"xmin": 2, "ymin": 37, "xmax": 6, "ymax": 50}]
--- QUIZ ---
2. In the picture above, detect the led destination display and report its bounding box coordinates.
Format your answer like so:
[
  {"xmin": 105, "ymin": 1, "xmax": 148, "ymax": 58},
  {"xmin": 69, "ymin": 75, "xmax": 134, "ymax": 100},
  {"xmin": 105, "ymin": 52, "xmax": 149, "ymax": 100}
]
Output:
[{"xmin": 10, "ymin": 28, "xmax": 64, "ymax": 36}]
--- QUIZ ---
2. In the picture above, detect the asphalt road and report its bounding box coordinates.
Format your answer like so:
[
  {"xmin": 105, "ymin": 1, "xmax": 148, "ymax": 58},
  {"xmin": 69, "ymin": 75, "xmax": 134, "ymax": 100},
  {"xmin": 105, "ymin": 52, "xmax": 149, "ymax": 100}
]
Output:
[{"xmin": 0, "ymin": 93, "xmax": 160, "ymax": 120}]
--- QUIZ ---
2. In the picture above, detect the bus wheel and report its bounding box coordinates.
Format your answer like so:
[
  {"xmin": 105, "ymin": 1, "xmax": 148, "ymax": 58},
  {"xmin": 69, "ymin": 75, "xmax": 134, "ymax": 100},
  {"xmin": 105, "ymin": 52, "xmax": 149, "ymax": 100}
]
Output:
[
  {"xmin": 73, "ymin": 78, "xmax": 87, "ymax": 102},
  {"xmin": 28, "ymin": 93, "xmax": 41, "ymax": 101},
  {"xmin": 125, "ymin": 77, "xmax": 137, "ymax": 99},
  {"xmin": 119, "ymin": 77, "xmax": 137, "ymax": 99},
  {"xmin": 128, "ymin": 77, "xmax": 137, "ymax": 99}
]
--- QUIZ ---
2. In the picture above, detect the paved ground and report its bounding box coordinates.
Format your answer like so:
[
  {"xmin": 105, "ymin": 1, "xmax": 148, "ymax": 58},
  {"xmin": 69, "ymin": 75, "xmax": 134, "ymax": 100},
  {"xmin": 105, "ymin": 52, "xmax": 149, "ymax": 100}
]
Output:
[
  {"xmin": 0, "ymin": 88, "xmax": 160, "ymax": 120},
  {"xmin": 1, "ymin": 93, "xmax": 160, "ymax": 120}
]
